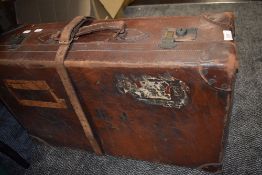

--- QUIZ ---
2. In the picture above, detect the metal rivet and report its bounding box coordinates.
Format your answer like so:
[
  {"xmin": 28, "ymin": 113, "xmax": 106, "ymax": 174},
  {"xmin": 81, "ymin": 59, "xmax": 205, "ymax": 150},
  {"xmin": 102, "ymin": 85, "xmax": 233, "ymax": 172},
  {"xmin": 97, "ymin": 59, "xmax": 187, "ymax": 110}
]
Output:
[
  {"xmin": 176, "ymin": 28, "xmax": 187, "ymax": 36},
  {"xmin": 221, "ymin": 83, "xmax": 228, "ymax": 89}
]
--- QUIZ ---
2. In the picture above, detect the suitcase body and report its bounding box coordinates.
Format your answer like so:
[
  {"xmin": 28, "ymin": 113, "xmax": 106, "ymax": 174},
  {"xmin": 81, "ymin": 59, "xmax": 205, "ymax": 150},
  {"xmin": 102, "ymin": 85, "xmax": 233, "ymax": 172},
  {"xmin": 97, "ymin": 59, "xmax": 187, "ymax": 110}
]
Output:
[{"xmin": 0, "ymin": 13, "xmax": 238, "ymax": 172}]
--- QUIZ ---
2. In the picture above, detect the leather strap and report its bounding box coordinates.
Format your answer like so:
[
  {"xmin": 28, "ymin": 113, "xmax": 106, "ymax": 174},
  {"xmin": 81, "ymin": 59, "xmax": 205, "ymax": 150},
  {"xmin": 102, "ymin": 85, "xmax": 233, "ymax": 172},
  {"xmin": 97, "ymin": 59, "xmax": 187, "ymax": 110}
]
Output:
[
  {"xmin": 56, "ymin": 18, "xmax": 126, "ymax": 63},
  {"xmin": 59, "ymin": 16, "xmax": 87, "ymax": 45},
  {"xmin": 76, "ymin": 21, "xmax": 126, "ymax": 37},
  {"xmin": 55, "ymin": 16, "xmax": 102, "ymax": 155},
  {"xmin": 56, "ymin": 65, "xmax": 102, "ymax": 155},
  {"xmin": 56, "ymin": 16, "xmax": 92, "ymax": 62}
]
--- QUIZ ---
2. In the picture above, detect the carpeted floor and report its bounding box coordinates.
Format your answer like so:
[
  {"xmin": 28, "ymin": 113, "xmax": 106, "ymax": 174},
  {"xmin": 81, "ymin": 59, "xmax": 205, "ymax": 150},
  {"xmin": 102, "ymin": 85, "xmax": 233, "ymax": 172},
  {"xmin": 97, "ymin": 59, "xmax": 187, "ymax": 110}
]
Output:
[{"xmin": 1, "ymin": 2, "xmax": 262, "ymax": 175}]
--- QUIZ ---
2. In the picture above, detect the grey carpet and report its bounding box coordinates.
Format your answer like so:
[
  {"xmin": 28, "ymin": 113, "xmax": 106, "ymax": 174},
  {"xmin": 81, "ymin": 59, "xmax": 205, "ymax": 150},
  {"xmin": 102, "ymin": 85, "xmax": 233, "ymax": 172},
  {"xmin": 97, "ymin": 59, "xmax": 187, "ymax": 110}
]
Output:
[{"xmin": 1, "ymin": 2, "xmax": 262, "ymax": 175}]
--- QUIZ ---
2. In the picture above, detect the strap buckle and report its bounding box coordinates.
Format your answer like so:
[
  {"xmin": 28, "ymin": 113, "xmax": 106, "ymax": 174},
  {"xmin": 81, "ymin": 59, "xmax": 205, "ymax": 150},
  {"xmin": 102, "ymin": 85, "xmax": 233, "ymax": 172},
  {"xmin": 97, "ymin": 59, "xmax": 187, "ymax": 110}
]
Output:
[{"xmin": 59, "ymin": 38, "xmax": 73, "ymax": 45}]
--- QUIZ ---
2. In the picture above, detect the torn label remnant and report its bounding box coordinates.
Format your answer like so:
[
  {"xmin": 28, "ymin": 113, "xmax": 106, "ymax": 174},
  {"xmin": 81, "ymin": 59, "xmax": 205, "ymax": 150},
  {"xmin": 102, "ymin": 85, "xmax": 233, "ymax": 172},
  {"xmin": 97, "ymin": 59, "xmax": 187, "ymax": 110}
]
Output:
[{"xmin": 116, "ymin": 74, "xmax": 190, "ymax": 108}]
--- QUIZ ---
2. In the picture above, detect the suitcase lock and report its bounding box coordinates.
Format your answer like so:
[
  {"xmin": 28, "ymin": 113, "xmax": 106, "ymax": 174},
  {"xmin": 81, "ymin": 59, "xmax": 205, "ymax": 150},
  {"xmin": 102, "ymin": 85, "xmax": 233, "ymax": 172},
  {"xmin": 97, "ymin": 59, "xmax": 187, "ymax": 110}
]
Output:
[{"xmin": 159, "ymin": 28, "xmax": 197, "ymax": 49}]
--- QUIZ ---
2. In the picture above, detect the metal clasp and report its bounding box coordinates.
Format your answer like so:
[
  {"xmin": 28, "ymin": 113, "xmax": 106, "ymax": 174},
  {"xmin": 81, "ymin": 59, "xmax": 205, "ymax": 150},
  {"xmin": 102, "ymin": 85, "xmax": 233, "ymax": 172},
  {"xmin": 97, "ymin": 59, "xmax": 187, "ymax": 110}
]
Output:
[{"xmin": 159, "ymin": 27, "xmax": 197, "ymax": 49}]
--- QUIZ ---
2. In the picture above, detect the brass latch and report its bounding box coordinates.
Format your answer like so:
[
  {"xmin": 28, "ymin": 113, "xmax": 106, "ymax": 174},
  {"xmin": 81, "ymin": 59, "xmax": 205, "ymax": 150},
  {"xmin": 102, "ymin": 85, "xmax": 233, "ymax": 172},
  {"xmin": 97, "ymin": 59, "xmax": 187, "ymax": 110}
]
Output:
[
  {"xmin": 159, "ymin": 28, "xmax": 197, "ymax": 49},
  {"xmin": 7, "ymin": 33, "xmax": 27, "ymax": 49}
]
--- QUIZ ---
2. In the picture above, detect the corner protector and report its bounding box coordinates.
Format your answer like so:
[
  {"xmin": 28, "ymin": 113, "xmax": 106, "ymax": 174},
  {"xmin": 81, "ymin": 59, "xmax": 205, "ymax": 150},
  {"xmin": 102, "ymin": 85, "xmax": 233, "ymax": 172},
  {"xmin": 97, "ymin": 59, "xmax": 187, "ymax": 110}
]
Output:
[
  {"xmin": 201, "ymin": 12, "xmax": 235, "ymax": 34},
  {"xmin": 199, "ymin": 65, "xmax": 232, "ymax": 92},
  {"xmin": 197, "ymin": 162, "xmax": 222, "ymax": 174}
]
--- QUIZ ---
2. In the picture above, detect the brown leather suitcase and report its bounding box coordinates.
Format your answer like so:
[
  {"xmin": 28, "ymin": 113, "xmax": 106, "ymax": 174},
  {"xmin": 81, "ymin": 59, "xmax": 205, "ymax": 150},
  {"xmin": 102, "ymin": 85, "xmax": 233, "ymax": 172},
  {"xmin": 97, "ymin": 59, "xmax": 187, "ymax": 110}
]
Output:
[{"xmin": 0, "ymin": 12, "xmax": 238, "ymax": 172}]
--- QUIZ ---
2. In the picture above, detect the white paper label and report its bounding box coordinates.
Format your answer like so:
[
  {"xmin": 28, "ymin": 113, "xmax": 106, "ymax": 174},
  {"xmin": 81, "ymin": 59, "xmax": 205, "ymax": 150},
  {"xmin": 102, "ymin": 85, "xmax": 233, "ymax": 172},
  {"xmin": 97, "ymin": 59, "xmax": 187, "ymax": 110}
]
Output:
[
  {"xmin": 223, "ymin": 30, "xmax": 233, "ymax": 41},
  {"xmin": 23, "ymin": 30, "xmax": 31, "ymax": 34},
  {"xmin": 34, "ymin": 29, "xmax": 43, "ymax": 32}
]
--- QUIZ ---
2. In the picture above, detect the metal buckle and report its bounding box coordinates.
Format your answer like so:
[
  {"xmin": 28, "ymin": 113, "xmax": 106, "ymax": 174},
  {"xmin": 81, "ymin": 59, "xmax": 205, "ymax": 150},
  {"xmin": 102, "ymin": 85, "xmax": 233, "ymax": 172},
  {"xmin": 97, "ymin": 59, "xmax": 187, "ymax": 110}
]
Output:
[{"xmin": 59, "ymin": 38, "xmax": 73, "ymax": 45}]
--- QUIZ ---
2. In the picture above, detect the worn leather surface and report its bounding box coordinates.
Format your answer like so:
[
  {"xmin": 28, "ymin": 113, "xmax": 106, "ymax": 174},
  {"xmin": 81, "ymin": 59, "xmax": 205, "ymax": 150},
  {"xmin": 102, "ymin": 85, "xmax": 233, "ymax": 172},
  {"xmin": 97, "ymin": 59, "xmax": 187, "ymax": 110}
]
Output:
[
  {"xmin": 0, "ymin": 11, "xmax": 237, "ymax": 172},
  {"xmin": 0, "ymin": 2, "xmax": 262, "ymax": 175}
]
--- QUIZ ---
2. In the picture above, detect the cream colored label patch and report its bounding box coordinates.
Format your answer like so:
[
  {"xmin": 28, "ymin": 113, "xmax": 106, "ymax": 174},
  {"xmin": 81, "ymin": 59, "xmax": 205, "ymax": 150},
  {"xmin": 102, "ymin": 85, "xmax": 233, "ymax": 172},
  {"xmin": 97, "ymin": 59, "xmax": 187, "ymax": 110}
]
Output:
[
  {"xmin": 22, "ymin": 30, "xmax": 31, "ymax": 34},
  {"xmin": 34, "ymin": 29, "xmax": 43, "ymax": 32},
  {"xmin": 116, "ymin": 74, "xmax": 190, "ymax": 108},
  {"xmin": 223, "ymin": 30, "xmax": 233, "ymax": 41}
]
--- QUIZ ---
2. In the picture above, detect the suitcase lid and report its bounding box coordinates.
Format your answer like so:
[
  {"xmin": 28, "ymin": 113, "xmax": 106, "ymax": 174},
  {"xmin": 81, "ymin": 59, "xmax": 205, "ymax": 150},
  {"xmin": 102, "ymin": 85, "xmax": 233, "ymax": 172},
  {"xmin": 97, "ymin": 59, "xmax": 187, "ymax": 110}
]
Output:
[
  {"xmin": 0, "ymin": 12, "xmax": 235, "ymax": 57},
  {"xmin": 0, "ymin": 13, "xmax": 238, "ymax": 91}
]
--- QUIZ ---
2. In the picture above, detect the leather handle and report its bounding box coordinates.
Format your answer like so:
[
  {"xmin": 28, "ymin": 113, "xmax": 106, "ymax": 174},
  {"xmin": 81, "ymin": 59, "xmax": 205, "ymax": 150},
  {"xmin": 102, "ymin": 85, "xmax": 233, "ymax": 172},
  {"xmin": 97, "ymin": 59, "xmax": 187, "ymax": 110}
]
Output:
[
  {"xmin": 59, "ymin": 16, "xmax": 94, "ymax": 44},
  {"xmin": 75, "ymin": 21, "xmax": 126, "ymax": 38}
]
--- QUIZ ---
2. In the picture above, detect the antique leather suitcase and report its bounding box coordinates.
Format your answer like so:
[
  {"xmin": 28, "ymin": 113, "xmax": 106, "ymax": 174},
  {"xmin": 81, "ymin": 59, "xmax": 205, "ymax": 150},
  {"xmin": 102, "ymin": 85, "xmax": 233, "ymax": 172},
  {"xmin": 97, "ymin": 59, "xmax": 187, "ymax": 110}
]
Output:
[{"xmin": 0, "ymin": 12, "xmax": 238, "ymax": 172}]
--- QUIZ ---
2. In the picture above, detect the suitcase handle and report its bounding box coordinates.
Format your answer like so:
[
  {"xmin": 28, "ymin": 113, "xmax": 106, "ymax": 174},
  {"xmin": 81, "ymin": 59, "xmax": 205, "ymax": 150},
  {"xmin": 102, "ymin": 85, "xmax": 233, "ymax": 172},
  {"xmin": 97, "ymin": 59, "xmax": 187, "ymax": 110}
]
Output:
[
  {"xmin": 75, "ymin": 21, "xmax": 126, "ymax": 38},
  {"xmin": 59, "ymin": 17, "xmax": 126, "ymax": 44},
  {"xmin": 59, "ymin": 16, "xmax": 93, "ymax": 44}
]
